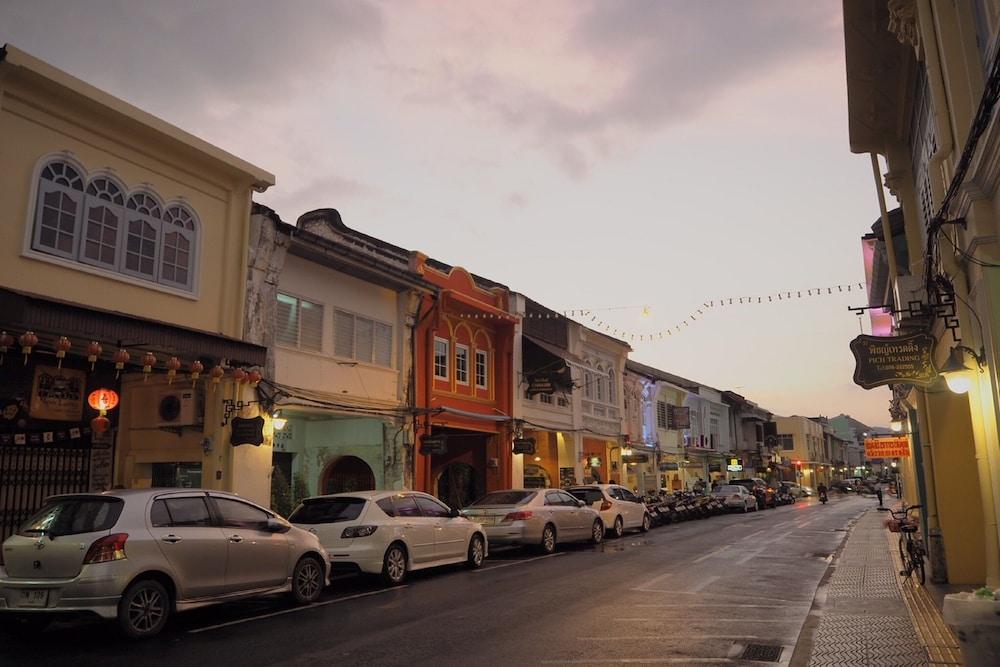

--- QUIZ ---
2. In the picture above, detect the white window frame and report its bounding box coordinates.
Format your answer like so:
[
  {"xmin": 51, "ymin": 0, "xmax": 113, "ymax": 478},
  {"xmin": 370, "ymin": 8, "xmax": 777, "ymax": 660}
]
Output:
[
  {"xmin": 276, "ymin": 292, "xmax": 324, "ymax": 352},
  {"xmin": 333, "ymin": 308, "xmax": 394, "ymax": 368},
  {"xmin": 475, "ymin": 349, "xmax": 489, "ymax": 389},
  {"xmin": 25, "ymin": 154, "xmax": 202, "ymax": 298},
  {"xmin": 434, "ymin": 337, "xmax": 449, "ymax": 380},
  {"xmin": 455, "ymin": 343, "xmax": 470, "ymax": 385}
]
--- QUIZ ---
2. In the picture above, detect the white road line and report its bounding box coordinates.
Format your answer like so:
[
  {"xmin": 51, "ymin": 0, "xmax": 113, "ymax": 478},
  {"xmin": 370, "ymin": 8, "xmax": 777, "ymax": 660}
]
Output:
[
  {"xmin": 576, "ymin": 636, "xmax": 760, "ymax": 641},
  {"xmin": 688, "ymin": 574, "xmax": 719, "ymax": 592},
  {"xmin": 188, "ymin": 587, "xmax": 408, "ymax": 634},
  {"xmin": 474, "ymin": 552, "xmax": 565, "ymax": 572},
  {"xmin": 635, "ymin": 603, "xmax": 790, "ymax": 609},
  {"xmin": 638, "ymin": 569, "xmax": 676, "ymax": 589},
  {"xmin": 617, "ymin": 618, "xmax": 790, "ymax": 623},
  {"xmin": 629, "ymin": 589, "xmax": 812, "ymax": 604},
  {"xmin": 739, "ymin": 529, "xmax": 766, "ymax": 541},
  {"xmin": 542, "ymin": 658, "xmax": 734, "ymax": 664},
  {"xmin": 693, "ymin": 544, "xmax": 732, "ymax": 563}
]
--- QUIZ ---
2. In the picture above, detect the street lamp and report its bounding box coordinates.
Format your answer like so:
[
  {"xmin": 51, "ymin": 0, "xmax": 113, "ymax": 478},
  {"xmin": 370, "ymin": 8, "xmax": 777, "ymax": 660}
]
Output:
[
  {"xmin": 941, "ymin": 345, "xmax": 986, "ymax": 394},
  {"xmin": 889, "ymin": 419, "xmax": 904, "ymax": 432}
]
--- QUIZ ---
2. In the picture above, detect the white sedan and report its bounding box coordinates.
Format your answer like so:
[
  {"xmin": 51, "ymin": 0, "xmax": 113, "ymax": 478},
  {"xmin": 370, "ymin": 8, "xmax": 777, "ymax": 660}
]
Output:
[
  {"xmin": 289, "ymin": 491, "xmax": 487, "ymax": 585},
  {"xmin": 566, "ymin": 484, "xmax": 651, "ymax": 537},
  {"xmin": 713, "ymin": 484, "xmax": 759, "ymax": 512}
]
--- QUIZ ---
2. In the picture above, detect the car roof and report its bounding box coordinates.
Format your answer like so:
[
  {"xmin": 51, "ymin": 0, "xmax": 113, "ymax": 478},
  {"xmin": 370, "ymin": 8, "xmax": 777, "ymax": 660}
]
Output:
[
  {"xmin": 46, "ymin": 488, "xmax": 246, "ymax": 502},
  {"xmin": 302, "ymin": 490, "xmax": 426, "ymax": 501}
]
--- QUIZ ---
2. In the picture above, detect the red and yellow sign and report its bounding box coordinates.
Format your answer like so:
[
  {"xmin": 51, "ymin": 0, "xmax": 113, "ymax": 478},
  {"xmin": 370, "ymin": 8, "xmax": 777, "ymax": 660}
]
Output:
[{"xmin": 864, "ymin": 436, "xmax": 911, "ymax": 459}]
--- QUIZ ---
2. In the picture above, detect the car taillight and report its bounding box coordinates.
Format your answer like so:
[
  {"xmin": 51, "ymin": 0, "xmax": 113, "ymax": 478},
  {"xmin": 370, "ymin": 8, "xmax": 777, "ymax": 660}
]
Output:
[
  {"xmin": 342, "ymin": 525, "xmax": 378, "ymax": 538},
  {"xmin": 501, "ymin": 511, "xmax": 533, "ymax": 522},
  {"xmin": 83, "ymin": 533, "xmax": 128, "ymax": 564},
  {"xmin": 731, "ymin": 495, "xmax": 740, "ymax": 500},
  {"xmin": 600, "ymin": 500, "xmax": 612, "ymax": 511}
]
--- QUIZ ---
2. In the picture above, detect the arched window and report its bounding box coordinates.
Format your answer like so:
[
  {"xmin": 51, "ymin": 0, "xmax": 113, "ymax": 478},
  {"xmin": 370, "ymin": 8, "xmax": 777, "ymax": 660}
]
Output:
[
  {"xmin": 33, "ymin": 161, "xmax": 85, "ymax": 259},
  {"xmin": 79, "ymin": 176, "xmax": 125, "ymax": 270},
  {"xmin": 31, "ymin": 157, "xmax": 200, "ymax": 293},
  {"xmin": 161, "ymin": 205, "xmax": 197, "ymax": 290},
  {"xmin": 122, "ymin": 192, "xmax": 162, "ymax": 280},
  {"xmin": 584, "ymin": 371, "xmax": 594, "ymax": 399}
]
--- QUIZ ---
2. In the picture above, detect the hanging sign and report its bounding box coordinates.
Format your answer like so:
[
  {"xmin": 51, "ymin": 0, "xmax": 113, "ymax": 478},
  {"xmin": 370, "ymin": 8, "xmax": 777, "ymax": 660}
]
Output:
[
  {"xmin": 850, "ymin": 333, "xmax": 937, "ymax": 389},
  {"xmin": 526, "ymin": 376, "xmax": 556, "ymax": 396},
  {"xmin": 667, "ymin": 405, "xmax": 691, "ymax": 430},
  {"xmin": 230, "ymin": 416, "xmax": 265, "ymax": 447},
  {"xmin": 419, "ymin": 435, "xmax": 447, "ymax": 455},
  {"xmin": 864, "ymin": 436, "xmax": 911, "ymax": 458},
  {"xmin": 513, "ymin": 437, "xmax": 537, "ymax": 455},
  {"xmin": 30, "ymin": 365, "xmax": 85, "ymax": 421},
  {"xmin": 621, "ymin": 453, "xmax": 649, "ymax": 464},
  {"xmin": 659, "ymin": 461, "xmax": 679, "ymax": 471}
]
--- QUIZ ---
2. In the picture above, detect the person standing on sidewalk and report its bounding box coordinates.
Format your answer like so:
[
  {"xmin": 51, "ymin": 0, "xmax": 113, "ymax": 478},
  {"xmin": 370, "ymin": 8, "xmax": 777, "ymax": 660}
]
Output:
[{"xmin": 876, "ymin": 483, "xmax": 884, "ymax": 507}]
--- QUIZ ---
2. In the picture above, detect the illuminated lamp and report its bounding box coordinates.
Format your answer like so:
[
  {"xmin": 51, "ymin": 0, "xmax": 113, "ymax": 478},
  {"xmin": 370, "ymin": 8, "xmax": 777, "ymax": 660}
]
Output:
[
  {"xmin": 940, "ymin": 346, "xmax": 979, "ymax": 395},
  {"xmin": 88, "ymin": 388, "xmax": 119, "ymax": 435},
  {"xmin": 271, "ymin": 409, "xmax": 287, "ymax": 431},
  {"xmin": 889, "ymin": 420, "xmax": 903, "ymax": 433}
]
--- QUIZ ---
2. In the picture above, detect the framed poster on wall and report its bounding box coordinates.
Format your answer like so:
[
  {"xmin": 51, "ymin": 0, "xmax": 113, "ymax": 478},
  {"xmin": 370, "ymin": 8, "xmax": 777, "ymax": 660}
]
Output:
[{"xmin": 30, "ymin": 365, "xmax": 85, "ymax": 421}]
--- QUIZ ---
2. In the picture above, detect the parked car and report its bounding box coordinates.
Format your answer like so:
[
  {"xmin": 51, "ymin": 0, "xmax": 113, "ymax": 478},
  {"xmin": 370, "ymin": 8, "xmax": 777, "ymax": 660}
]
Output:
[
  {"xmin": 461, "ymin": 489, "xmax": 604, "ymax": 553},
  {"xmin": 566, "ymin": 484, "xmax": 651, "ymax": 537},
  {"xmin": 729, "ymin": 478, "xmax": 776, "ymax": 509},
  {"xmin": 0, "ymin": 489, "xmax": 328, "ymax": 639},
  {"xmin": 712, "ymin": 484, "xmax": 758, "ymax": 512},
  {"xmin": 782, "ymin": 482, "xmax": 812, "ymax": 498},
  {"xmin": 289, "ymin": 491, "xmax": 486, "ymax": 586}
]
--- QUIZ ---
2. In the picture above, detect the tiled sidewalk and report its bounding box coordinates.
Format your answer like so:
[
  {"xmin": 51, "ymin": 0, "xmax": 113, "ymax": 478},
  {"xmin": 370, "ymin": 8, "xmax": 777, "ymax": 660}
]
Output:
[{"xmin": 804, "ymin": 508, "xmax": 962, "ymax": 666}]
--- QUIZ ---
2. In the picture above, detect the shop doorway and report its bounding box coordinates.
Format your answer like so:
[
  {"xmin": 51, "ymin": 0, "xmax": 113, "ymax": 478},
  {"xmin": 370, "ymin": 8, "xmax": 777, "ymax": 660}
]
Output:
[
  {"xmin": 320, "ymin": 455, "xmax": 375, "ymax": 494},
  {"xmin": 436, "ymin": 462, "xmax": 478, "ymax": 509}
]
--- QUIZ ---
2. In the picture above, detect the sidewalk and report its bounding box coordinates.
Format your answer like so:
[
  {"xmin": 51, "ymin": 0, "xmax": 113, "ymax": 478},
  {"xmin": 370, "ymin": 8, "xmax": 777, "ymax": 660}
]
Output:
[{"xmin": 795, "ymin": 507, "xmax": 963, "ymax": 666}]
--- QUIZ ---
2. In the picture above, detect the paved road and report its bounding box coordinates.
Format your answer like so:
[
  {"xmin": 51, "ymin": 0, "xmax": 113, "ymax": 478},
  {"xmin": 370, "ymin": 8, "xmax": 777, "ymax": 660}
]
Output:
[{"xmin": 2, "ymin": 495, "xmax": 872, "ymax": 666}]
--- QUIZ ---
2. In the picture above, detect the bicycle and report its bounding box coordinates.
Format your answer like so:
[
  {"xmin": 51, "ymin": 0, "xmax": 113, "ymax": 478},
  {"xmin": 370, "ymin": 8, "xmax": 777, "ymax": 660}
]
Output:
[{"xmin": 886, "ymin": 504, "xmax": 926, "ymax": 584}]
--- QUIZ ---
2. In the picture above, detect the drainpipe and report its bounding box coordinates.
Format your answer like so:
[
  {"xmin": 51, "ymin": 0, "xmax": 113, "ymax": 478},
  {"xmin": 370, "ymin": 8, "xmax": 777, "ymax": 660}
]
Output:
[
  {"xmin": 870, "ymin": 153, "xmax": 901, "ymax": 284},
  {"xmin": 415, "ymin": 292, "xmax": 439, "ymax": 492}
]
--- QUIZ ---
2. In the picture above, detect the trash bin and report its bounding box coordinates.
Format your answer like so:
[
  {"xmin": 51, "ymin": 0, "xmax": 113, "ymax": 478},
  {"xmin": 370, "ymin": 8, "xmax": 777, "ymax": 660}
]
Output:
[{"xmin": 942, "ymin": 591, "xmax": 1000, "ymax": 667}]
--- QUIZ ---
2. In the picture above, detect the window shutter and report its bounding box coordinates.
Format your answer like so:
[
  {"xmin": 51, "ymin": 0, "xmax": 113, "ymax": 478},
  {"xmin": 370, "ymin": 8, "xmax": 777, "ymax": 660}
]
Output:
[
  {"xmin": 276, "ymin": 294, "xmax": 299, "ymax": 347},
  {"xmin": 374, "ymin": 322, "xmax": 392, "ymax": 367},
  {"xmin": 334, "ymin": 310, "xmax": 355, "ymax": 358},
  {"xmin": 356, "ymin": 317, "xmax": 374, "ymax": 363},
  {"xmin": 299, "ymin": 300, "xmax": 324, "ymax": 351}
]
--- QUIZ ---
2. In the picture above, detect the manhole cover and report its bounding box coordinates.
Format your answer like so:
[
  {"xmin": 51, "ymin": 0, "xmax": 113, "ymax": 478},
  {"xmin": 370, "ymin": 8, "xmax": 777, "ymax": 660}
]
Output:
[{"xmin": 740, "ymin": 644, "xmax": 783, "ymax": 662}]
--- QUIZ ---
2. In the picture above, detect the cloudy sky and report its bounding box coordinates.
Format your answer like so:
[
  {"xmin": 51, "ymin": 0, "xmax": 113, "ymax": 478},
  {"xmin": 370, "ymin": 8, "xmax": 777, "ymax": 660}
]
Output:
[{"xmin": 0, "ymin": 0, "xmax": 892, "ymax": 426}]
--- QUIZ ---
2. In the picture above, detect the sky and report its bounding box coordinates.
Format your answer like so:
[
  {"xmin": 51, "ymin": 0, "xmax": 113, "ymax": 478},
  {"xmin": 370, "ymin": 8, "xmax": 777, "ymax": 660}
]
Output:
[{"xmin": 0, "ymin": 0, "xmax": 892, "ymax": 427}]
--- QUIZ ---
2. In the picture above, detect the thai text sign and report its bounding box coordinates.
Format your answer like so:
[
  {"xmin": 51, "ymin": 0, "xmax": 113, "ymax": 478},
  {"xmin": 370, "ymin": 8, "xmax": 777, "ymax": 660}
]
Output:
[
  {"xmin": 850, "ymin": 333, "xmax": 937, "ymax": 389},
  {"xmin": 30, "ymin": 365, "xmax": 85, "ymax": 421},
  {"xmin": 864, "ymin": 436, "xmax": 911, "ymax": 459}
]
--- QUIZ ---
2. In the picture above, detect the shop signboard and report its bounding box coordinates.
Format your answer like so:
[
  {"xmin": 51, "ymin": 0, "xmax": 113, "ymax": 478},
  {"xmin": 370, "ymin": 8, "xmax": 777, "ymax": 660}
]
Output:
[
  {"xmin": 708, "ymin": 463, "xmax": 721, "ymax": 473},
  {"xmin": 849, "ymin": 333, "xmax": 937, "ymax": 389},
  {"xmin": 30, "ymin": 365, "xmax": 85, "ymax": 421},
  {"xmin": 864, "ymin": 436, "xmax": 911, "ymax": 458},
  {"xmin": 512, "ymin": 437, "xmax": 537, "ymax": 455},
  {"xmin": 89, "ymin": 429, "xmax": 114, "ymax": 492},
  {"xmin": 587, "ymin": 455, "xmax": 602, "ymax": 468},
  {"xmin": 622, "ymin": 453, "xmax": 649, "ymax": 464},
  {"xmin": 666, "ymin": 405, "xmax": 691, "ymax": 430},
  {"xmin": 727, "ymin": 464, "xmax": 743, "ymax": 472},
  {"xmin": 526, "ymin": 376, "xmax": 555, "ymax": 396},
  {"xmin": 230, "ymin": 416, "xmax": 265, "ymax": 446},
  {"xmin": 420, "ymin": 435, "xmax": 447, "ymax": 455}
]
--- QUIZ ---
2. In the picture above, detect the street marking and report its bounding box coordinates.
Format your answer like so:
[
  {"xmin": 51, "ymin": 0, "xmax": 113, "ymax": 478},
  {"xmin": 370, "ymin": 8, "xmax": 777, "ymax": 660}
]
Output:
[
  {"xmin": 638, "ymin": 569, "xmax": 676, "ymax": 589},
  {"xmin": 187, "ymin": 587, "xmax": 408, "ymax": 634},
  {"xmin": 635, "ymin": 603, "xmax": 790, "ymax": 609},
  {"xmin": 474, "ymin": 552, "xmax": 564, "ymax": 572},
  {"xmin": 576, "ymin": 635, "xmax": 760, "ymax": 641},
  {"xmin": 693, "ymin": 544, "xmax": 732, "ymax": 563},
  {"xmin": 618, "ymin": 618, "xmax": 790, "ymax": 624},
  {"xmin": 629, "ymin": 589, "xmax": 811, "ymax": 604},
  {"xmin": 688, "ymin": 574, "xmax": 719, "ymax": 592},
  {"xmin": 739, "ymin": 529, "xmax": 766, "ymax": 541},
  {"xmin": 542, "ymin": 659, "xmax": 734, "ymax": 664}
]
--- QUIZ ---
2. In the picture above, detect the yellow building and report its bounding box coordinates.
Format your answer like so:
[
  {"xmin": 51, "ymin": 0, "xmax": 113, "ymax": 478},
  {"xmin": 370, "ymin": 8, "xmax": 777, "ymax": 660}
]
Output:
[
  {"xmin": 772, "ymin": 415, "xmax": 834, "ymax": 488},
  {"xmin": 845, "ymin": 2, "xmax": 1000, "ymax": 586},
  {"xmin": 0, "ymin": 45, "xmax": 275, "ymax": 537}
]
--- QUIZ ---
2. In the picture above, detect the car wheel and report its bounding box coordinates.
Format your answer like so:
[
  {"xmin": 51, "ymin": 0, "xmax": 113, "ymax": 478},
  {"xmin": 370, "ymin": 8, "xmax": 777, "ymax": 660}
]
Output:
[
  {"xmin": 590, "ymin": 520, "xmax": 604, "ymax": 544},
  {"xmin": 611, "ymin": 515, "xmax": 624, "ymax": 538},
  {"xmin": 382, "ymin": 542, "xmax": 408, "ymax": 586},
  {"xmin": 742, "ymin": 503, "xmax": 748, "ymax": 513},
  {"xmin": 540, "ymin": 524, "xmax": 557, "ymax": 554},
  {"xmin": 291, "ymin": 556, "xmax": 325, "ymax": 604},
  {"xmin": 467, "ymin": 534, "xmax": 485, "ymax": 569},
  {"xmin": 640, "ymin": 513, "xmax": 651, "ymax": 533},
  {"xmin": 117, "ymin": 578, "xmax": 170, "ymax": 639}
]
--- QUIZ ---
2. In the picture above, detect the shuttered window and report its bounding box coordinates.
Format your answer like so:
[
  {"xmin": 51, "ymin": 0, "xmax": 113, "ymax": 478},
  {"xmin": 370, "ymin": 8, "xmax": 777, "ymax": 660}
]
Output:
[
  {"xmin": 333, "ymin": 308, "xmax": 393, "ymax": 367},
  {"xmin": 276, "ymin": 293, "xmax": 323, "ymax": 351},
  {"xmin": 656, "ymin": 401, "xmax": 668, "ymax": 429}
]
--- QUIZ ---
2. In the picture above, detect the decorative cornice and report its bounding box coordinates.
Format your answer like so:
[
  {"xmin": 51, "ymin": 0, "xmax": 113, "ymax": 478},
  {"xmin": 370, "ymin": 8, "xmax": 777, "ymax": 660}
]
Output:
[{"xmin": 887, "ymin": 0, "xmax": 920, "ymax": 51}]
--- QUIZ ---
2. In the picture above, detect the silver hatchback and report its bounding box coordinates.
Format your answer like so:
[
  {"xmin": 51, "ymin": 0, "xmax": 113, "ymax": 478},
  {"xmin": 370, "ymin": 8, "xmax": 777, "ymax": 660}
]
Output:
[
  {"xmin": 0, "ymin": 489, "xmax": 329, "ymax": 638},
  {"xmin": 461, "ymin": 489, "xmax": 604, "ymax": 553}
]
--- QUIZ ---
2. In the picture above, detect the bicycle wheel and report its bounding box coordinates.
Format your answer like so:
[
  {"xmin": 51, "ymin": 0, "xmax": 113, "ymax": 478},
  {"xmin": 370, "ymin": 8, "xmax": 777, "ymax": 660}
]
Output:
[
  {"xmin": 912, "ymin": 544, "xmax": 926, "ymax": 585},
  {"xmin": 898, "ymin": 535, "xmax": 907, "ymax": 564}
]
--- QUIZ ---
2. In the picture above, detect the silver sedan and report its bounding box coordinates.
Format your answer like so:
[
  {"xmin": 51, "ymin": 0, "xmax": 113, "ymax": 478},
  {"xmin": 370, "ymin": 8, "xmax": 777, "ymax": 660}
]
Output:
[
  {"xmin": 0, "ymin": 489, "xmax": 329, "ymax": 638},
  {"xmin": 461, "ymin": 489, "xmax": 604, "ymax": 553}
]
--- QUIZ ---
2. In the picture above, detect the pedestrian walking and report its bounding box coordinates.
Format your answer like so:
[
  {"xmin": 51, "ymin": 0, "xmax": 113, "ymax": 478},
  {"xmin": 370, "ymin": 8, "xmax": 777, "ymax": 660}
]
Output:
[{"xmin": 876, "ymin": 483, "xmax": 884, "ymax": 507}]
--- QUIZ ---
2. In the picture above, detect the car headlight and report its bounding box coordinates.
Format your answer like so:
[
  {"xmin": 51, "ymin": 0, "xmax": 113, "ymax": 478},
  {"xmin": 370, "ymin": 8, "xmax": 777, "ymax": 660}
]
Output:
[{"xmin": 342, "ymin": 525, "xmax": 379, "ymax": 539}]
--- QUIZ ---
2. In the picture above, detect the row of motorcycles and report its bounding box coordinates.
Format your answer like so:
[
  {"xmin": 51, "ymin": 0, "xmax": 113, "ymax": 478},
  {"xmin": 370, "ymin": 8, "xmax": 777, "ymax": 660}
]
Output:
[{"xmin": 641, "ymin": 486, "xmax": 798, "ymax": 527}]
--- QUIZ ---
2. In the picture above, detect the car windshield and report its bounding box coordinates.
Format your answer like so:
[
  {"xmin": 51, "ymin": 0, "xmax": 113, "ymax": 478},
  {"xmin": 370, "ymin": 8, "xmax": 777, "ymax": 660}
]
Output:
[
  {"xmin": 18, "ymin": 497, "xmax": 124, "ymax": 538},
  {"xmin": 468, "ymin": 491, "xmax": 536, "ymax": 507},
  {"xmin": 289, "ymin": 497, "xmax": 367, "ymax": 524},
  {"xmin": 715, "ymin": 486, "xmax": 742, "ymax": 494}
]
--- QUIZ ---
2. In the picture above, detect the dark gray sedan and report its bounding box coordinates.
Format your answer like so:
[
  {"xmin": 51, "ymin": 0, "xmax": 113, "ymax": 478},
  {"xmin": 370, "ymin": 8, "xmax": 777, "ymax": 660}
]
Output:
[{"xmin": 461, "ymin": 489, "xmax": 604, "ymax": 553}]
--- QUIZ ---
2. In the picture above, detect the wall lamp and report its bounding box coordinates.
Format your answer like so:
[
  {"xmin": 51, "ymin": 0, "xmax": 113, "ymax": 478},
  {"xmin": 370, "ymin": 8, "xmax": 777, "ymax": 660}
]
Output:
[
  {"xmin": 940, "ymin": 345, "xmax": 986, "ymax": 395},
  {"xmin": 271, "ymin": 409, "xmax": 288, "ymax": 431}
]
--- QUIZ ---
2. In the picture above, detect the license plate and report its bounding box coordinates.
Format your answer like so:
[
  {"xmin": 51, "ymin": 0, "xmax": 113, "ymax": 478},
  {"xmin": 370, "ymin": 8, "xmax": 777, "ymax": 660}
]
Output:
[{"xmin": 17, "ymin": 590, "xmax": 49, "ymax": 608}]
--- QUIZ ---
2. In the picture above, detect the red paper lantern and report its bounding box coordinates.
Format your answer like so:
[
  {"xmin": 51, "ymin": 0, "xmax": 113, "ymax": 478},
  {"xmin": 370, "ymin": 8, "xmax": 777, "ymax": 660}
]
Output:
[
  {"xmin": 231, "ymin": 368, "xmax": 248, "ymax": 384},
  {"xmin": 88, "ymin": 388, "xmax": 120, "ymax": 412},
  {"xmin": 91, "ymin": 415, "xmax": 111, "ymax": 434},
  {"xmin": 87, "ymin": 341, "xmax": 102, "ymax": 370},
  {"xmin": 19, "ymin": 331, "xmax": 38, "ymax": 365},
  {"xmin": 55, "ymin": 336, "xmax": 72, "ymax": 368},
  {"xmin": 114, "ymin": 348, "xmax": 130, "ymax": 379},
  {"xmin": 0, "ymin": 331, "xmax": 14, "ymax": 364},
  {"xmin": 190, "ymin": 360, "xmax": 204, "ymax": 384},
  {"xmin": 209, "ymin": 365, "xmax": 225, "ymax": 393},
  {"xmin": 141, "ymin": 352, "xmax": 157, "ymax": 381},
  {"xmin": 247, "ymin": 369, "xmax": 262, "ymax": 386},
  {"xmin": 166, "ymin": 357, "xmax": 181, "ymax": 384}
]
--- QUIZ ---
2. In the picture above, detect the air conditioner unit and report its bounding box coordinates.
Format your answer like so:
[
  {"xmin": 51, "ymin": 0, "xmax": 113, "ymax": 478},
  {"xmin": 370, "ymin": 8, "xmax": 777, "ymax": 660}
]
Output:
[{"xmin": 156, "ymin": 388, "xmax": 201, "ymax": 427}]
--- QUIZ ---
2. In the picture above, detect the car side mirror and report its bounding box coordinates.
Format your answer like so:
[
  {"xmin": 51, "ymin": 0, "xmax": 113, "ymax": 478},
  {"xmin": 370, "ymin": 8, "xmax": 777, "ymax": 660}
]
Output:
[
  {"xmin": 449, "ymin": 508, "xmax": 462, "ymax": 518},
  {"xmin": 576, "ymin": 500, "xmax": 586, "ymax": 508},
  {"xmin": 265, "ymin": 517, "xmax": 290, "ymax": 533}
]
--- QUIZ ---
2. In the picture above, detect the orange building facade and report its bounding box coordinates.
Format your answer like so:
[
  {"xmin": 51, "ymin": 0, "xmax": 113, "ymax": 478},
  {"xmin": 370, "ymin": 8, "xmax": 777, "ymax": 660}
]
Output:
[{"xmin": 411, "ymin": 254, "xmax": 515, "ymax": 508}]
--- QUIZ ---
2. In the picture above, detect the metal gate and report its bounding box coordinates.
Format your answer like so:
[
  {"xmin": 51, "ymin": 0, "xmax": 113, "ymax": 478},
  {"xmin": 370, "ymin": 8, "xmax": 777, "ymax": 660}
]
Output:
[{"xmin": 0, "ymin": 440, "xmax": 91, "ymax": 546}]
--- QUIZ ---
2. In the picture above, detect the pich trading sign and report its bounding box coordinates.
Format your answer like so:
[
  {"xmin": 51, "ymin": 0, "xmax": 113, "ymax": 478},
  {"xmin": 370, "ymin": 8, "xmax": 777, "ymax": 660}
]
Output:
[
  {"xmin": 849, "ymin": 333, "xmax": 937, "ymax": 389},
  {"xmin": 864, "ymin": 436, "xmax": 911, "ymax": 458}
]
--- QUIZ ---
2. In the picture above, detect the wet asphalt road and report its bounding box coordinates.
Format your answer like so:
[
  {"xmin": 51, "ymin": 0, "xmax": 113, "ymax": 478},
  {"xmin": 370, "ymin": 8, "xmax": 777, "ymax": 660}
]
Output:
[{"xmin": 1, "ymin": 495, "xmax": 871, "ymax": 666}]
